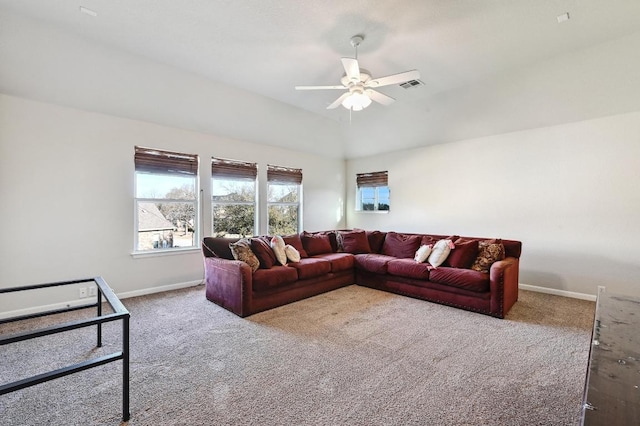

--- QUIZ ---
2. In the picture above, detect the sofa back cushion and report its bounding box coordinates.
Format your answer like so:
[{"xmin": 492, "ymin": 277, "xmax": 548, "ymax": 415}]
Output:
[
  {"xmin": 301, "ymin": 231, "xmax": 333, "ymax": 255},
  {"xmin": 366, "ymin": 230, "xmax": 387, "ymax": 253},
  {"xmin": 338, "ymin": 230, "xmax": 372, "ymax": 254},
  {"xmin": 251, "ymin": 237, "xmax": 277, "ymax": 269},
  {"xmin": 381, "ymin": 232, "xmax": 422, "ymax": 258},
  {"xmin": 282, "ymin": 234, "xmax": 308, "ymax": 258},
  {"xmin": 202, "ymin": 237, "xmax": 240, "ymax": 260},
  {"xmin": 445, "ymin": 239, "xmax": 480, "ymax": 269}
]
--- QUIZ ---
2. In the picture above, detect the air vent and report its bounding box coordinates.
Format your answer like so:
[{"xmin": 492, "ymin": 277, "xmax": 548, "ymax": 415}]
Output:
[{"xmin": 399, "ymin": 79, "xmax": 424, "ymax": 89}]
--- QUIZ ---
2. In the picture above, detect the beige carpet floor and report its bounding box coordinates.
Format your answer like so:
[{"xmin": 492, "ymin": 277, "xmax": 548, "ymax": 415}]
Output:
[{"xmin": 0, "ymin": 284, "xmax": 595, "ymax": 425}]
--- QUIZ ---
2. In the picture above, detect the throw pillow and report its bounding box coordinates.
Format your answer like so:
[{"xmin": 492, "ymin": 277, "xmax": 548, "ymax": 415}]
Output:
[
  {"xmin": 283, "ymin": 234, "xmax": 308, "ymax": 258},
  {"xmin": 250, "ymin": 237, "xmax": 277, "ymax": 269},
  {"xmin": 471, "ymin": 241, "xmax": 506, "ymax": 273},
  {"xmin": 381, "ymin": 232, "xmax": 422, "ymax": 258},
  {"xmin": 229, "ymin": 239, "xmax": 259, "ymax": 272},
  {"xmin": 270, "ymin": 235, "xmax": 288, "ymax": 266},
  {"xmin": 414, "ymin": 244, "xmax": 432, "ymax": 263},
  {"xmin": 445, "ymin": 239, "xmax": 480, "ymax": 269},
  {"xmin": 338, "ymin": 230, "xmax": 372, "ymax": 254},
  {"xmin": 301, "ymin": 231, "xmax": 333, "ymax": 255},
  {"xmin": 284, "ymin": 244, "xmax": 301, "ymax": 262},
  {"xmin": 428, "ymin": 239, "xmax": 454, "ymax": 268}
]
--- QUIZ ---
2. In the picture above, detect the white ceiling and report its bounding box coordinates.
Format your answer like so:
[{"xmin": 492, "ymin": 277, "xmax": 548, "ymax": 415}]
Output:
[{"xmin": 2, "ymin": 0, "xmax": 640, "ymax": 158}]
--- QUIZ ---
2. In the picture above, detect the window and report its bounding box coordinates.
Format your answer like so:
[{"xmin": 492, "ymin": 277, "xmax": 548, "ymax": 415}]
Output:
[
  {"xmin": 356, "ymin": 171, "xmax": 389, "ymax": 211},
  {"xmin": 267, "ymin": 164, "xmax": 302, "ymax": 235},
  {"xmin": 211, "ymin": 157, "xmax": 257, "ymax": 237},
  {"xmin": 134, "ymin": 146, "xmax": 199, "ymax": 251}
]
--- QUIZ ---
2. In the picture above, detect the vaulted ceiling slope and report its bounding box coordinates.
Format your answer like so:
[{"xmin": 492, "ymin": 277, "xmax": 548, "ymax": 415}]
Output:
[{"xmin": 1, "ymin": 1, "xmax": 640, "ymax": 159}]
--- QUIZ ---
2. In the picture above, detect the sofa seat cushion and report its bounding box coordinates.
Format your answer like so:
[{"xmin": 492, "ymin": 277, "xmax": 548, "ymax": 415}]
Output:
[
  {"xmin": 252, "ymin": 266, "xmax": 299, "ymax": 292},
  {"xmin": 429, "ymin": 267, "xmax": 489, "ymax": 293},
  {"xmin": 288, "ymin": 257, "xmax": 332, "ymax": 280},
  {"xmin": 354, "ymin": 254, "xmax": 395, "ymax": 274},
  {"xmin": 387, "ymin": 258, "xmax": 431, "ymax": 280},
  {"xmin": 313, "ymin": 253, "xmax": 354, "ymax": 273}
]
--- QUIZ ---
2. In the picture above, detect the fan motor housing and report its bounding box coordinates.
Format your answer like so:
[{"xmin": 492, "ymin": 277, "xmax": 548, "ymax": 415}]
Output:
[{"xmin": 341, "ymin": 69, "xmax": 371, "ymax": 87}]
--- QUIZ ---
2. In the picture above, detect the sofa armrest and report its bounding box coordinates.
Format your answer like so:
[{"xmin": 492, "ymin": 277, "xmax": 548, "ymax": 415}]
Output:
[
  {"xmin": 489, "ymin": 257, "xmax": 520, "ymax": 318},
  {"xmin": 204, "ymin": 256, "xmax": 253, "ymax": 317}
]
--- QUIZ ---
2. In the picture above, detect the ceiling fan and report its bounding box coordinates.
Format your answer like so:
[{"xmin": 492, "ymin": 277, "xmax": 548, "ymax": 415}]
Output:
[{"xmin": 295, "ymin": 35, "xmax": 420, "ymax": 111}]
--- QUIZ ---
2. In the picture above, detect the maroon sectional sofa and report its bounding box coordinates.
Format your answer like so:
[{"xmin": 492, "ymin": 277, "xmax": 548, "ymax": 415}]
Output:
[{"xmin": 202, "ymin": 230, "xmax": 521, "ymax": 319}]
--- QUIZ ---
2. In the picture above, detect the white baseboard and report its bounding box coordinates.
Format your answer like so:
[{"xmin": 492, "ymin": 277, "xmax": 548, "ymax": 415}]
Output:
[
  {"xmin": 116, "ymin": 279, "xmax": 202, "ymax": 300},
  {"xmin": 0, "ymin": 280, "xmax": 203, "ymax": 321},
  {"xmin": 519, "ymin": 283, "xmax": 597, "ymax": 302}
]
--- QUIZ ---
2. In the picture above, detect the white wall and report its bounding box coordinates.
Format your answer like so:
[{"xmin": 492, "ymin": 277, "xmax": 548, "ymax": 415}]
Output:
[
  {"xmin": 346, "ymin": 111, "xmax": 640, "ymax": 298},
  {"xmin": 0, "ymin": 94, "xmax": 346, "ymax": 313}
]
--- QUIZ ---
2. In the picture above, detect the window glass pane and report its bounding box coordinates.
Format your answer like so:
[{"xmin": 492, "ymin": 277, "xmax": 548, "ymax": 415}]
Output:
[
  {"xmin": 212, "ymin": 205, "xmax": 255, "ymax": 237},
  {"xmin": 136, "ymin": 173, "xmax": 195, "ymax": 199},
  {"xmin": 268, "ymin": 205, "xmax": 298, "ymax": 235},
  {"xmin": 212, "ymin": 178, "xmax": 255, "ymax": 202},
  {"xmin": 361, "ymin": 187, "xmax": 375, "ymax": 211},
  {"xmin": 268, "ymin": 183, "xmax": 299, "ymax": 203},
  {"xmin": 137, "ymin": 201, "xmax": 195, "ymax": 250},
  {"xmin": 378, "ymin": 186, "xmax": 390, "ymax": 211}
]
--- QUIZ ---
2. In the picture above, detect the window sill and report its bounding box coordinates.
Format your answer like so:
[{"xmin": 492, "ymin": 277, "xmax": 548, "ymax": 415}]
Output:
[
  {"xmin": 131, "ymin": 247, "xmax": 200, "ymax": 259},
  {"xmin": 355, "ymin": 210, "xmax": 389, "ymax": 214}
]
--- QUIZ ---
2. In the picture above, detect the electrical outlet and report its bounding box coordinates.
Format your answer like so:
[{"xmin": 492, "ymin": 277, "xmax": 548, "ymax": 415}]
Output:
[
  {"xmin": 79, "ymin": 287, "xmax": 87, "ymax": 298},
  {"xmin": 88, "ymin": 287, "xmax": 97, "ymax": 297}
]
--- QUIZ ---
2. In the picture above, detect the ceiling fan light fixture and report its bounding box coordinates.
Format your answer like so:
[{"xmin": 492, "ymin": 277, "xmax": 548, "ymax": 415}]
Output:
[{"xmin": 342, "ymin": 91, "xmax": 372, "ymax": 111}]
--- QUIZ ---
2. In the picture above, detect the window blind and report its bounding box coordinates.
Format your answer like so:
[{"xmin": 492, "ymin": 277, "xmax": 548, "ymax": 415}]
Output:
[
  {"xmin": 134, "ymin": 146, "xmax": 198, "ymax": 176},
  {"xmin": 211, "ymin": 157, "xmax": 257, "ymax": 179},
  {"xmin": 267, "ymin": 164, "xmax": 303, "ymax": 184},
  {"xmin": 356, "ymin": 171, "xmax": 388, "ymax": 187}
]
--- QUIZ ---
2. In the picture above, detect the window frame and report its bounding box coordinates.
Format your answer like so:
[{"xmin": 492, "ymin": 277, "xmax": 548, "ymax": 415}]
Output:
[
  {"xmin": 133, "ymin": 146, "xmax": 200, "ymax": 254},
  {"xmin": 267, "ymin": 165, "xmax": 303, "ymax": 235},
  {"xmin": 356, "ymin": 171, "xmax": 389, "ymax": 212},
  {"xmin": 211, "ymin": 157, "xmax": 258, "ymax": 238}
]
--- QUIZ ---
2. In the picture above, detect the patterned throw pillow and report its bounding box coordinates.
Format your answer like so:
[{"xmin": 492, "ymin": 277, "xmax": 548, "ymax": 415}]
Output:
[
  {"xmin": 471, "ymin": 241, "xmax": 506, "ymax": 273},
  {"xmin": 229, "ymin": 239, "xmax": 260, "ymax": 272},
  {"xmin": 270, "ymin": 235, "xmax": 288, "ymax": 266}
]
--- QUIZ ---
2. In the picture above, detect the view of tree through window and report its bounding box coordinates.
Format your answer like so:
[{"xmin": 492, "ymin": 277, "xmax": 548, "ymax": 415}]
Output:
[
  {"xmin": 267, "ymin": 164, "xmax": 302, "ymax": 235},
  {"xmin": 135, "ymin": 173, "xmax": 197, "ymax": 250},
  {"xmin": 134, "ymin": 147, "xmax": 198, "ymax": 251},
  {"xmin": 356, "ymin": 171, "xmax": 389, "ymax": 211},
  {"xmin": 360, "ymin": 186, "xmax": 390, "ymax": 211},
  {"xmin": 268, "ymin": 183, "xmax": 299, "ymax": 235},
  {"xmin": 212, "ymin": 179, "xmax": 255, "ymax": 237},
  {"xmin": 211, "ymin": 157, "xmax": 257, "ymax": 238}
]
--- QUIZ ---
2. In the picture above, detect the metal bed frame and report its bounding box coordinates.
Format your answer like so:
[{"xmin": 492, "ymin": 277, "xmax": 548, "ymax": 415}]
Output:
[{"xmin": 0, "ymin": 277, "xmax": 130, "ymax": 422}]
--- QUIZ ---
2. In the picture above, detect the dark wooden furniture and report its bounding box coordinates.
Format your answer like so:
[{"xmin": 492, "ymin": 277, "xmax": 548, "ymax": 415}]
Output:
[
  {"xmin": 0, "ymin": 277, "xmax": 130, "ymax": 422},
  {"xmin": 581, "ymin": 287, "xmax": 640, "ymax": 425}
]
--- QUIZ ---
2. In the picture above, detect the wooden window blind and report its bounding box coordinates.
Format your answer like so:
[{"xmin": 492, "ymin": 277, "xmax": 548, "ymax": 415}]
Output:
[
  {"xmin": 134, "ymin": 146, "xmax": 198, "ymax": 176},
  {"xmin": 356, "ymin": 171, "xmax": 388, "ymax": 187},
  {"xmin": 211, "ymin": 157, "xmax": 257, "ymax": 179},
  {"xmin": 267, "ymin": 164, "xmax": 303, "ymax": 184}
]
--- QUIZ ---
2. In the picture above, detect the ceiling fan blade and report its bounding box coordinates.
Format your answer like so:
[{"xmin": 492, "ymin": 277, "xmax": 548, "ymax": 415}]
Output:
[
  {"xmin": 341, "ymin": 58, "xmax": 360, "ymax": 83},
  {"xmin": 367, "ymin": 70, "xmax": 420, "ymax": 87},
  {"xmin": 295, "ymin": 85, "xmax": 346, "ymax": 90},
  {"xmin": 367, "ymin": 89, "xmax": 396, "ymax": 106},
  {"xmin": 327, "ymin": 92, "xmax": 351, "ymax": 109}
]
